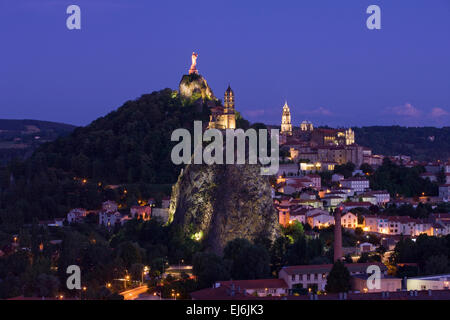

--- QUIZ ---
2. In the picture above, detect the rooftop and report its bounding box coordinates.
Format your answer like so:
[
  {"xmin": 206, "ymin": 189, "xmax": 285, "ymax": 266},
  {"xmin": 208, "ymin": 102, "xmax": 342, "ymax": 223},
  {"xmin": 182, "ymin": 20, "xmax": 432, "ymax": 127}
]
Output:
[{"xmin": 280, "ymin": 262, "xmax": 387, "ymax": 275}]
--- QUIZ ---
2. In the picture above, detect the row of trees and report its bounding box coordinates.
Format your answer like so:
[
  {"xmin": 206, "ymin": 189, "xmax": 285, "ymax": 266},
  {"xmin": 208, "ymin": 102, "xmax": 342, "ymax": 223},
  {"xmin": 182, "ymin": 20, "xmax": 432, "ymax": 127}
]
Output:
[
  {"xmin": 390, "ymin": 234, "xmax": 450, "ymax": 277},
  {"xmin": 322, "ymin": 159, "xmax": 439, "ymax": 199}
]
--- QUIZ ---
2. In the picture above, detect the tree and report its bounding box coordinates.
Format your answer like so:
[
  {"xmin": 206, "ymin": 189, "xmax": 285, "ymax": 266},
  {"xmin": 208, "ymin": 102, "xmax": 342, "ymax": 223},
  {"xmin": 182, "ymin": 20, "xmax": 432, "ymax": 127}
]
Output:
[
  {"xmin": 235, "ymin": 111, "xmax": 250, "ymax": 130},
  {"xmin": 436, "ymin": 168, "xmax": 446, "ymax": 185},
  {"xmin": 223, "ymin": 239, "xmax": 271, "ymax": 280},
  {"xmin": 192, "ymin": 252, "xmax": 230, "ymax": 289},
  {"xmin": 360, "ymin": 163, "xmax": 374, "ymax": 175},
  {"xmin": 35, "ymin": 274, "xmax": 60, "ymax": 297},
  {"xmin": 282, "ymin": 221, "xmax": 304, "ymax": 242},
  {"xmin": 130, "ymin": 263, "xmax": 145, "ymax": 282},
  {"xmin": 425, "ymin": 255, "xmax": 449, "ymax": 275},
  {"xmin": 116, "ymin": 241, "xmax": 143, "ymax": 268},
  {"xmin": 333, "ymin": 162, "xmax": 355, "ymax": 178},
  {"xmin": 325, "ymin": 261, "xmax": 351, "ymax": 293},
  {"xmin": 270, "ymin": 236, "xmax": 292, "ymax": 272}
]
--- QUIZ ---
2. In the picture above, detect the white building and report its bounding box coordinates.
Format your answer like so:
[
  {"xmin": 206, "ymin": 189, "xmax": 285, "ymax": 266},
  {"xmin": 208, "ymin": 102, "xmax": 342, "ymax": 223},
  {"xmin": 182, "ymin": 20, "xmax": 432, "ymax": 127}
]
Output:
[
  {"xmin": 439, "ymin": 185, "xmax": 450, "ymax": 201},
  {"xmin": 407, "ymin": 274, "xmax": 450, "ymax": 291},
  {"xmin": 99, "ymin": 211, "xmax": 121, "ymax": 227},
  {"xmin": 102, "ymin": 200, "xmax": 119, "ymax": 213},
  {"xmin": 341, "ymin": 212, "xmax": 358, "ymax": 229},
  {"xmin": 331, "ymin": 174, "xmax": 344, "ymax": 182},
  {"xmin": 279, "ymin": 263, "xmax": 387, "ymax": 292},
  {"xmin": 341, "ymin": 177, "xmax": 370, "ymax": 193},
  {"xmin": 307, "ymin": 212, "xmax": 334, "ymax": 229},
  {"xmin": 323, "ymin": 196, "xmax": 344, "ymax": 208},
  {"xmin": 363, "ymin": 215, "xmax": 380, "ymax": 232},
  {"xmin": 367, "ymin": 191, "xmax": 390, "ymax": 205},
  {"xmin": 305, "ymin": 174, "xmax": 321, "ymax": 190},
  {"xmin": 67, "ymin": 208, "xmax": 87, "ymax": 224},
  {"xmin": 289, "ymin": 207, "xmax": 307, "ymax": 224},
  {"xmin": 215, "ymin": 279, "xmax": 288, "ymax": 297},
  {"xmin": 358, "ymin": 242, "xmax": 377, "ymax": 254},
  {"xmin": 358, "ymin": 194, "xmax": 377, "ymax": 205}
]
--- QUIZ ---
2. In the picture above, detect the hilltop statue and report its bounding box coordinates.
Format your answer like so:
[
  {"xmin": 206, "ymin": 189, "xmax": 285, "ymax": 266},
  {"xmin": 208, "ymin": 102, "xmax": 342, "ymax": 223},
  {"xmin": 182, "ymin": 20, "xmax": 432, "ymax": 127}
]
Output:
[{"xmin": 189, "ymin": 52, "xmax": 199, "ymax": 75}]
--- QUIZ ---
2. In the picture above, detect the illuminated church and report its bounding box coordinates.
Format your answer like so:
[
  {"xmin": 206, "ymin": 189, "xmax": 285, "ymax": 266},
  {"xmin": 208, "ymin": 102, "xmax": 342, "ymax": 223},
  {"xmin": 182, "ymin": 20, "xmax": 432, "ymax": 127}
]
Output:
[
  {"xmin": 208, "ymin": 85, "xmax": 236, "ymax": 130},
  {"xmin": 280, "ymin": 101, "xmax": 293, "ymax": 136}
]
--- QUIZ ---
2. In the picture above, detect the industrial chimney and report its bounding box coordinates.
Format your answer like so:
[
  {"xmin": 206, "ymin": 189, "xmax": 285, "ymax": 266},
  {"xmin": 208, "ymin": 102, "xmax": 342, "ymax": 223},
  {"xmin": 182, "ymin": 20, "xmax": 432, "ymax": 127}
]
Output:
[{"xmin": 334, "ymin": 206, "xmax": 343, "ymax": 262}]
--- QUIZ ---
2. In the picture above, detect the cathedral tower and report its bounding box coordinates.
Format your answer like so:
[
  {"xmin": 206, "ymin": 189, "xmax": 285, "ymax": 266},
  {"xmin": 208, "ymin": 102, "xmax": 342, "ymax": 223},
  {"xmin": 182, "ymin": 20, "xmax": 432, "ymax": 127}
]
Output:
[{"xmin": 280, "ymin": 101, "xmax": 293, "ymax": 136}]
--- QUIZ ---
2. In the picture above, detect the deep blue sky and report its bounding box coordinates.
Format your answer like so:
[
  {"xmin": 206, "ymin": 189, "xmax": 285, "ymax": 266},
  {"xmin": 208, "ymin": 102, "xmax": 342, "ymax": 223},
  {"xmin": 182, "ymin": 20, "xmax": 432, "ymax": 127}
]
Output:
[{"xmin": 1, "ymin": 0, "xmax": 449, "ymax": 127}]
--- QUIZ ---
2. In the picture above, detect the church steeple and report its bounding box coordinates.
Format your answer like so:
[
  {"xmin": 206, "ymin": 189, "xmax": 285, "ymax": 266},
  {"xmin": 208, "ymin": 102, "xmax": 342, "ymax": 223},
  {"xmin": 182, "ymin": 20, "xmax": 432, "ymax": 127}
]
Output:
[
  {"xmin": 224, "ymin": 85, "xmax": 235, "ymax": 110},
  {"xmin": 281, "ymin": 101, "xmax": 293, "ymax": 136}
]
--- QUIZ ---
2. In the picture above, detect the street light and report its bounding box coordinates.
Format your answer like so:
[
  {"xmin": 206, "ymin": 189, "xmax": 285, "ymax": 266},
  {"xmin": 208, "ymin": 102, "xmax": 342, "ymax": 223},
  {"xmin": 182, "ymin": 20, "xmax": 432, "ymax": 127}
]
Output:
[
  {"xmin": 80, "ymin": 286, "xmax": 87, "ymax": 300},
  {"xmin": 153, "ymin": 292, "xmax": 161, "ymax": 300},
  {"xmin": 125, "ymin": 274, "xmax": 130, "ymax": 289},
  {"xmin": 142, "ymin": 266, "xmax": 149, "ymax": 285}
]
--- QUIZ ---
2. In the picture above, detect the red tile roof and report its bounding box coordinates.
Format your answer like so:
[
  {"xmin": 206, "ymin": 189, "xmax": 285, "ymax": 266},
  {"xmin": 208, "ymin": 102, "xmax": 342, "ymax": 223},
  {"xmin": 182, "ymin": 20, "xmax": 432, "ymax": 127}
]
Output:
[{"xmin": 343, "ymin": 202, "xmax": 372, "ymax": 207}]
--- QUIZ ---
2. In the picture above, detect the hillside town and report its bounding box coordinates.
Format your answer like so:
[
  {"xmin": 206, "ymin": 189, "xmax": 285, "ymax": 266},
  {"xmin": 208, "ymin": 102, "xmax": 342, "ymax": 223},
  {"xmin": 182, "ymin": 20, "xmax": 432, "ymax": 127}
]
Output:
[
  {"xmin": 2, "ymin": 96, "xmax": 449, "ymax": 301},
  {"xmin": 0, "ymin": 54, "xmax": 449, "ymax": 302}
]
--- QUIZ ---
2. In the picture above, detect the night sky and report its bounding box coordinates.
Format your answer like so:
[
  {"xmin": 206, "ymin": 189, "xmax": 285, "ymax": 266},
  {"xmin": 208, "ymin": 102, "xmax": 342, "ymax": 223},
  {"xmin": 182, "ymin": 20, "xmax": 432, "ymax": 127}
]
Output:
[{"xmin": 1, "ymin": 0, "xmax": 449, "ymax": 127}]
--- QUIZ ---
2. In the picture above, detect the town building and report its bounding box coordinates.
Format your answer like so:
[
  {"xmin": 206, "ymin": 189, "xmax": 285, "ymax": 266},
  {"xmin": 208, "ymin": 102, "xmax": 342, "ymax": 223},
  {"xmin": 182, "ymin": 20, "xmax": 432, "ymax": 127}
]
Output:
[
  {"xmin": 130, "ymin": 205, "xmax": 151, "ymax": 221},
  {"xmin": 407, "ymin": 274, "xmax": 450, "ymax": 291},
  {"xmin": 356, "ymin": 194, "xmax": 377, "ymax": 205},
  {"xmin": 332, "ymin": 173, "xmax": 344, "ymax": 182},
  {"xmin": 102, "ymin": 200, "xmax": 119, "ymax": 213},
  {"xmin": 67, "ymin": 208, "xmax": 87, "ymax": 224},
  {"xmin": 351, "ymin": 274, "xmax": 402, "ymax": 293},
  {"xmin": 365, "ymin": 190, "xmax": 390, "ymax": 205},
  {"xmin": 439, "ymin": 185, "xmax": 450, "ymax": 201},
  {"xmin": 311, "ymin": 128, "xmax": 355, "ymax": 146},
  {"xmin": 278, "ymin": 263, "xmax": 387, "ymax": 292},
  {"xmin": 358, "ymin": 242, "xmax": 377, "ymax": 254},
  {"xmin": 341, "ymin": 177, "xmax": 370, "ymax": 193},
  {"xmin": 342, "ymin": 202, "xmax": 372, "ymax": 211},
  {"xmin": 307, "ymin": 212, "xmax": 335, "ymax": 229},
  {"xmin": 214, "ymin": 279, "xmax": 289, "ymax": 297},
  {"xmin": 341, "ymin": 212, "xmax": 358, "ymax": 229},
  {"xmin": 99, "ymin": 211, "xmax": 121, "ymax": 227},
  {"xmin": 300, "ymin": 120, "xmax": 314, "ymax": 132},
  {"xmin": 323, "ymin": 196, "xmax": 344, "ymax": 209}
]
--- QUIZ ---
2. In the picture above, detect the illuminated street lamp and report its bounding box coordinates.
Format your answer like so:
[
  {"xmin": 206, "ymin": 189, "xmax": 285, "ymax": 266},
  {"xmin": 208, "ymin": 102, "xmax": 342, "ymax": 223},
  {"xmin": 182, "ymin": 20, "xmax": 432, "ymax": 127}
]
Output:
[{"xmin": 153, "ymin": 292, "xmax": 161, "ymax": 300}]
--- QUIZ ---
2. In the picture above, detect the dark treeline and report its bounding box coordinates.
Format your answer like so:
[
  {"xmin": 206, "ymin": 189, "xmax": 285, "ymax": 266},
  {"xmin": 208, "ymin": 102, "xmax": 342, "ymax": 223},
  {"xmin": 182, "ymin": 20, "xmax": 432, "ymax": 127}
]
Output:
[
  {"xmin": 353, "ymin": 126, "xmax": 450, "ymax": 161},
  {"xmin": 368, "ymin": 158, "xmax": 439, "ymax": 197},
  {"xmin": 390, "ymin": 234, "xmax": 450, "ymax": 277}
]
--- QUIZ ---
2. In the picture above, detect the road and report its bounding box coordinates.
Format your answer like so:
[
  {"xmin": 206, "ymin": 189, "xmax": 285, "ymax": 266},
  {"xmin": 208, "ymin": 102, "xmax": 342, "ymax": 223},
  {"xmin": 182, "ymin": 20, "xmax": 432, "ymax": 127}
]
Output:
[{"xmin": 120, "ymin": 285, "xmax": 149, "ymax": 300}]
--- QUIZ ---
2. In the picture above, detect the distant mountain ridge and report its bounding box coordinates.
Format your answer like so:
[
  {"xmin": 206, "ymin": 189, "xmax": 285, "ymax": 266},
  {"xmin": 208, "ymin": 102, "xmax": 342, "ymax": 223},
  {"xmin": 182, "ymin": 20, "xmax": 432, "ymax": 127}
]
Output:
[
  {"xmin": 0, "ymin": 119, "xmax": 77, "ymax": 132},
  {"xmin": 0, "ymin": 119, "xmax": 77, "ymax": 165}
]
